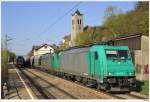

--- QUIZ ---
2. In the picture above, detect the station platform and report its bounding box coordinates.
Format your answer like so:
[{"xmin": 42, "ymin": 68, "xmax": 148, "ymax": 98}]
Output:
[{"xmin": 3, "ymin": 65, "xmax": 37, "ymax": 99}]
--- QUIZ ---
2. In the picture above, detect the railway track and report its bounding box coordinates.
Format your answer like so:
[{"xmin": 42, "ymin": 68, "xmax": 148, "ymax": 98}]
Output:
[
  {"xmin": 21, "ymin": 69, "xmax": 79, "ymax": 99},
  {"xmin": 127, "ymin": 92, "xmax": 148, "ymax": 99},
  {"xmin": 20, "ymin": 69, "xmax": 56, "ymax": 99},
  {"xmin": 11, "ymin": 65, "xmax": 45, "ymax": 99},
  {"xmin": 32, "ymin": 67, "xmax": 148, "ymax": 99},
  {"xmin": 19, "ymin": 72, "xmax": 48, "ymax": 99},
  {"xmin": 20, "ymin": 68, "xmax": 120, "ymax": 99},
  {"xmin": 73, "ymin": 80, "xmax": 148, "ymax": 99},
  {"xmin": 64, "ymin": 77, "xmax": 148, "ymax": 99}
]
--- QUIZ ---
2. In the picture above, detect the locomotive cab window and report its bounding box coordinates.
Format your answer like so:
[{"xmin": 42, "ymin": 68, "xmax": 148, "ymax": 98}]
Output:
[
  {"xmin": 105, "ymin": 50, "xmax": 129, "ymax": 59},
  {"xmin": 118, "ymin": 50, "xmax": 129, "ymax": 59},
  {"xmin": 94, "ymin": 52, "xmax": 98, "ymax": 60}
]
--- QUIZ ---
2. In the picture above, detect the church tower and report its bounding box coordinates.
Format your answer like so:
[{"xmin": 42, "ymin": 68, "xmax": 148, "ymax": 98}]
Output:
[{"xmin": 71, "ymin": 10, "xmax": 83, "ymax": 46}]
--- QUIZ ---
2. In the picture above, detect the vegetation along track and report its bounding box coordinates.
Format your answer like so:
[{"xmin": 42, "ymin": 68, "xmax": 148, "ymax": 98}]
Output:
[{"xmin": 32, "ymin": 67, "xmax": 148, "ymax": 99}]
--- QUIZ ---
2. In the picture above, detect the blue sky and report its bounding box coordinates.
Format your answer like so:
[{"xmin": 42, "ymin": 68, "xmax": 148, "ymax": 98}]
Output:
[{"xmin": 2, "ymin": 1, "xmax": 136, "ymax": 55}]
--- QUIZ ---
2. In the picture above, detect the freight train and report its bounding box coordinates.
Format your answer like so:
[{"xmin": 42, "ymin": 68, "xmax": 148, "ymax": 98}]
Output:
[
  {"xmin": 30, "ymin": 45, "xmax": 135, "ymax": 92},
  {"xmin": 15, "ymin": 56, "xmax": 25, "ymax": 68}
]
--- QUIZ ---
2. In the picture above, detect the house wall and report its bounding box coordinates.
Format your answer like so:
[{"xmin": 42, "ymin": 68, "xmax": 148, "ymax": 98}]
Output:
[
  {"xmin": 34, "ymin": 46, "xmax": 54, "ymax": 56},
  {"xmin": 141, "ymin": 35, "xmax": 149, "ymax": 65},
  {"xmin": 141, "ymin": 35, "xmax": 149, "ymax": 80},
  {"xmin": 134, "ymin": 50, "xmax": 142, "ymax": 66},
  {"xmin": 114, "ymin": 36, "xmax": 141, "ymax": 50}
]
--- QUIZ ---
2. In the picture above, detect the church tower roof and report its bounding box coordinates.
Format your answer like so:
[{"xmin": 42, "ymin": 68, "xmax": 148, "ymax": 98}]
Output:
[{"xmin": 72, "ymin": 10, "xmax": 83, "ymax": 16}]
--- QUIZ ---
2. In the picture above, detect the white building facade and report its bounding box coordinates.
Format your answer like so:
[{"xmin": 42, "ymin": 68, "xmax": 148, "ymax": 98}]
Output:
[{"xmin": 33, "ymin": 44, "xmax": 54, "ymax": 56}]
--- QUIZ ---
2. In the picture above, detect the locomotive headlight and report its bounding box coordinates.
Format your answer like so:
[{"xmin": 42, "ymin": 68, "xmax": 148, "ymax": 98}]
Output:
[
  {"xmin": 129, "ymin": 72, "xmax": 133, "ymax": 75},
  {"xmin": 108, "ymin": 72, "xmax": 112, "ymax": 75}
]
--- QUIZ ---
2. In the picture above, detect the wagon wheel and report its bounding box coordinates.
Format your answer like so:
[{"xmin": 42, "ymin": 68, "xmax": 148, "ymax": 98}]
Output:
[
  {"xmin": 97, "ymin": 83, "xmax": 101, "ymax": 90},
  {"xmin": 105, "ymin": 83, "xmax": 111, "ymax": 92}
]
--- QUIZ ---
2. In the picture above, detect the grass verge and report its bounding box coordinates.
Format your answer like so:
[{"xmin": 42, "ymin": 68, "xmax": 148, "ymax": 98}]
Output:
[{"xmin": 141, "ymin": 80, "xmax": 149, "ymax": 95}]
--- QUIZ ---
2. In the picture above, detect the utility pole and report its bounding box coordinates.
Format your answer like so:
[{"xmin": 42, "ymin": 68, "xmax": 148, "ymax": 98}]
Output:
[
  {"xmin": 1, "ymin": 34, "xmax": 13, "ymax": 98},
  {"xmin": 4, "ymin": 34, "xmax": 13, "ymax": 63}
]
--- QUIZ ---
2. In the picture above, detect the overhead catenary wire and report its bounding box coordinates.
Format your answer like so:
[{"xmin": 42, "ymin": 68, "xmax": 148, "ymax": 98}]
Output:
[
  {"xmin": 21, "ymin": 2, "xmax": 82, "ymax": 44},
  {"xmin": 9, "ymin": 2, "xmax": 82, "ymax": 55},
  {"xmin": 37, "ymin": 2, "xmax": 82, "ymax": 37}
]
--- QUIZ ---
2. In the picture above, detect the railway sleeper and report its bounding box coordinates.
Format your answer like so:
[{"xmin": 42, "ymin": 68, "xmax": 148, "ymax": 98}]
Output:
[{"xmin": 86, "ymin": 79, "xmax": 97, "ymax": 87}]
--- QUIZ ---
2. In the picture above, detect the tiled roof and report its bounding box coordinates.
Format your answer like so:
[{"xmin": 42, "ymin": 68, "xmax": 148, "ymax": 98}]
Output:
[
  {"xmin": 32, "ymin": 44, "xmax": 53, "ymax": 51},
  {"xmin": 63, "ymin": 35, "xmax": 71, "ymax": 41},
  {"xmin": 114, "ymin": 33, "xmax": 148, "ymax": 40}
]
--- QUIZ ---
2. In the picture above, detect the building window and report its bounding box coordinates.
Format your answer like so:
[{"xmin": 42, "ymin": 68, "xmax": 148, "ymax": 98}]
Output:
[
  {"xmin": 39, "ymin": 56, "xmax": 42, "ymax": 65},
  {"xmin": 72, "ymin": 20, "xmax": 74, "ymax": 25},
  {"xmin": 78, "ymin": 19, "xmax": 80, "ymax": 24},
  {"xmin": 44, "ymin": 46, "xmax": 47, "ymax": 49},
  {"xmin": 94, "ymin": 52, "xmax": 98, "ymax": 60},
  {"xmin": 80, "ymin": 19, "xmax": 81, "ymax": 24}
]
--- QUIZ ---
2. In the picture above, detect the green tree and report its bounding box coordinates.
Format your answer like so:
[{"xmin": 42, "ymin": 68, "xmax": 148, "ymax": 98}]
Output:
[
  {"xmin": 8, "ymin": 51, "xmax": 16, "ymax": 62},
  {"xmin": 75, "ymin": 28, "xmax": 95, "ymax": 46},
  {"xmin": 135, "ymin": 2, "xmax": 149, "ymax": 11},
  {"xmin": 75, "ymin": 26, "xmax": 113, "ymax": 46},
  {"xmin": 135, "ymin": 1, "xmax": 149, "ymax": 34},
  {"xmin": 51, "ymin": 44, "xmax": 59, "ymax": 52},
  {"xmin": 75, "ymin": 2, "xmax": 149, "ymax": 47},
  {"xmin": 1, "ymin": 49, "xmax": 16, "ymax": 64},
  {"xmin": 104, "ymin": 6, "xmax": 122, "ymax": 18},
  {"xmin": 103, "ymin": 2, "xmax": 149, "ymax": 36},
  {"xmin": 103, "ymin": 6, "xmax": 124, "ymax": 37},
  {"xmin": 58, "ymin": 42, "xmax": 68, "ymax": 51}
]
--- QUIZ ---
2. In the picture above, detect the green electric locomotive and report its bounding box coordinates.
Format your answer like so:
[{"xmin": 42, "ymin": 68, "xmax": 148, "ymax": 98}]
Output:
[
  {"xmin": 51, "ymin": 45, "xmax": 135, "ymax": 92},
  {"xmin": 32, "ymin": 45, "xmax": 135, "ymax": 92}
]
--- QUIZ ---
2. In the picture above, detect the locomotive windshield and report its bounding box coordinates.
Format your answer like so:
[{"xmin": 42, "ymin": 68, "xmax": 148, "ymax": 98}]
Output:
[{"xmin": 105, "ymin": 50, "xmax": 129, "ymax": 59}]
